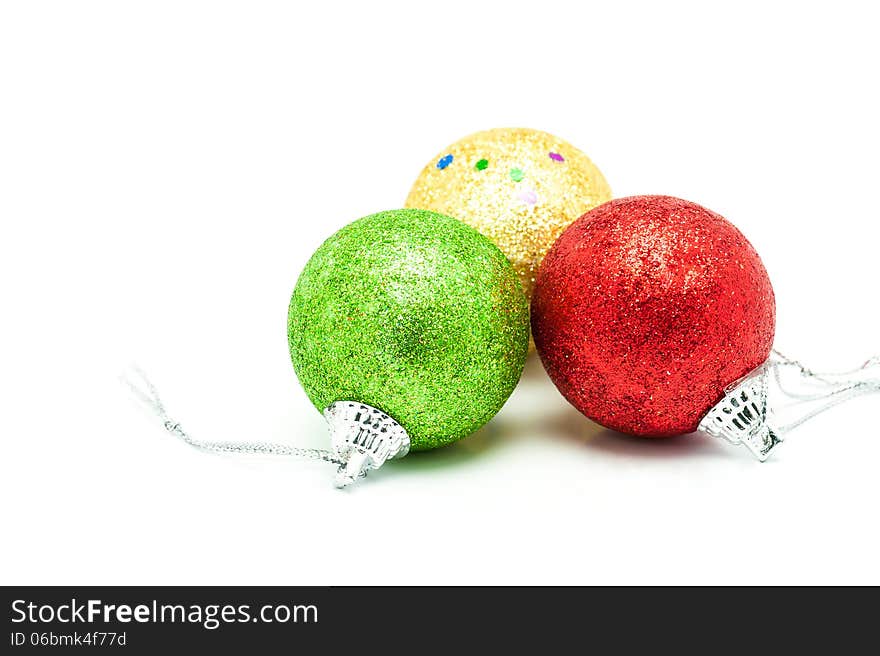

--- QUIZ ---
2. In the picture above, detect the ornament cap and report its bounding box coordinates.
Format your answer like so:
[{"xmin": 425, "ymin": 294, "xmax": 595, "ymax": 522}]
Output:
[
  {"xmin": 324, "ymin": 402, "xmax": 410, "ymax": 488},
  {"xmin": 698, "ymin": 364, "xmax": 783, "ymax": 461}
]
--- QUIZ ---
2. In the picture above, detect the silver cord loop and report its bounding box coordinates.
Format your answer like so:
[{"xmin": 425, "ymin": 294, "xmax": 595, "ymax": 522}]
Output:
[
  {"xmin": 698, "ymin": 349, "xmax": 878, "ymax": 461},
  {"xmin": 769, "ymin": 349, "xmax": 880, "ymax": 435},
  {"xmin": 121, "ymin": 365, "xmax": 342, "ymax": 465}
]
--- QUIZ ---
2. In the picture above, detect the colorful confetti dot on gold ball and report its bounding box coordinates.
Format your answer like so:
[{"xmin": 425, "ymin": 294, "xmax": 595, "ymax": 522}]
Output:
[
  {"xmin": 288, "ymin": 209, "xmax": 530, "ymax": 451},
  {"xmin": 405, "ymin": 128, "xmax": 612, "ymax": 298}
]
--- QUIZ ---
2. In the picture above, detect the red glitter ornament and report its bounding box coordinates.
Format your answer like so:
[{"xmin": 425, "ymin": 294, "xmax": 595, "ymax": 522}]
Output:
[{"xmin": 531, "ymin": 195, "xmax": 776, "ymax": 437}]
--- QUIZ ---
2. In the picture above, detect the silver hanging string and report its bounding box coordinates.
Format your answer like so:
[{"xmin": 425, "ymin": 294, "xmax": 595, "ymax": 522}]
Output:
[
  {"xmin": 768, "ymin": 349, "xmax": 880, "ymax": 435},
  {"xmin": 121, "ymin": 365, "xmax": 343, "ymax": 465},
  {"xmin": 772, "ymin": 349, "xmax": 880, "ymax": 390}
]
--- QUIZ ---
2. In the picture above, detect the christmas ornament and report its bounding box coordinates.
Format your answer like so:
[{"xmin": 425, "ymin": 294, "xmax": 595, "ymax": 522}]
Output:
[
  {"xmin": 125, "ymin": 209, "xmax": 529, "ymax": 487},
  {"xmin": 289, "ymin": 208, "xmax": 529, "ymax": 483},
  {"xmin": 405, "ymin": 127, "xmax": 611, "ymax": 298},
  {"xmin": 532, "ymin": 195, "xmax": 879, "ymax": 459}
]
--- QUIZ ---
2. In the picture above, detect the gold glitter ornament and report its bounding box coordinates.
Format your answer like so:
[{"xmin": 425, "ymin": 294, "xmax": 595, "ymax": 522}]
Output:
[{"xmin": 405, "ymin": 127, "xmax": 612, "ymax": 298}]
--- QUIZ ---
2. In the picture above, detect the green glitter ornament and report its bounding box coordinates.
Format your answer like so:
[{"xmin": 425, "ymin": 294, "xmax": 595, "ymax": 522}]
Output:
[{"xmin": 288, "ymin": 209, "xmax": 529, "ymax": 486}]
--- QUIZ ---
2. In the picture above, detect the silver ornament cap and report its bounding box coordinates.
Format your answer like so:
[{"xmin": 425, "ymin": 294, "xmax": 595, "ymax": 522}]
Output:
[
  {"xmin": 323, "ymin": 402, "xmax": 410, "ymax": 488},
  {"xmin": 699, "ymin": 364, "xmax": 783, "ymax": 461}
]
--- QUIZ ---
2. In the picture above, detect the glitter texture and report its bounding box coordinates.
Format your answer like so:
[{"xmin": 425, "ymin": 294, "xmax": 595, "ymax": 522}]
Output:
[
  {"xmin": 405, "ymin": 128, "xmax": 611, "ymax": 299},
  {"xmin": 288, "ymin": 209, "xmax": 529, "ymax": 450},
  {"xmin": 531, "ymin": 196, "xmax": 776, "ymax": 437}
]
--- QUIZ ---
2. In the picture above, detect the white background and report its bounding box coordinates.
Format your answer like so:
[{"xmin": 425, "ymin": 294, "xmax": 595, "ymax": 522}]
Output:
[{"xmin": 2, "ymin": 1, "xmax": 878, "ymax": 585}]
